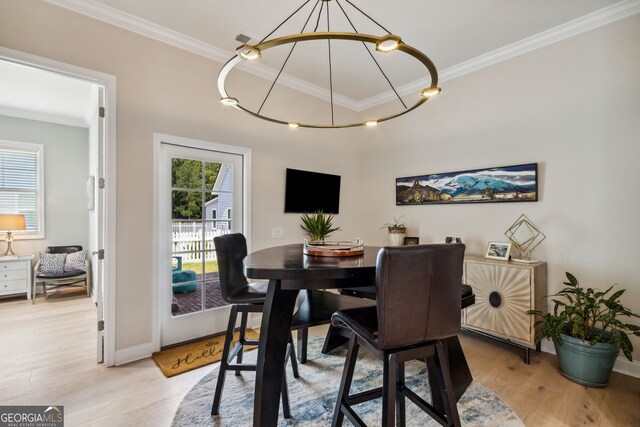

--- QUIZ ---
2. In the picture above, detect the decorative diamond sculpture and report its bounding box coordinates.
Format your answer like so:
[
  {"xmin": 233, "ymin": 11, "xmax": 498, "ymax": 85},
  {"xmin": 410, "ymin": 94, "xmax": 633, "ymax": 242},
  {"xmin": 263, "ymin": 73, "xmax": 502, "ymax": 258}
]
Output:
[{"xmin": 504, "ymin": 214, "xmax": 546, "ymax": 262}]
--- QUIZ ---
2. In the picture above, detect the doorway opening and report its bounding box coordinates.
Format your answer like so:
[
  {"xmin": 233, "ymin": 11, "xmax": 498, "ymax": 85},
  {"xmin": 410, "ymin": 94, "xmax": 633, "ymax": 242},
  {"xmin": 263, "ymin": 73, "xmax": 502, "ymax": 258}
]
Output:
[{"xmin": 0, "ymin": 47, "xmax": 116, "ymax": 365}]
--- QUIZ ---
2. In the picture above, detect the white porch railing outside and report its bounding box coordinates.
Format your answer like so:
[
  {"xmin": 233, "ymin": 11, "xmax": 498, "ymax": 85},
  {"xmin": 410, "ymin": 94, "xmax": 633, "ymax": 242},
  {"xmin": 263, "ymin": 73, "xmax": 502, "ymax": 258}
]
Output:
[{"xmin": 172, "ymin": 223, "xmax": 230, "ymax": 263}]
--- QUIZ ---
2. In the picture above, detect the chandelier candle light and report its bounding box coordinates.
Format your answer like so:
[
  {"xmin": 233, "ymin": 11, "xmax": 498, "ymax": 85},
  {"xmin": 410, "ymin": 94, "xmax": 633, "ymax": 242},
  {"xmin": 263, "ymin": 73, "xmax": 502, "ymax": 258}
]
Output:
[
  {"xmin": 0, "ymin": 214, "xmax": 26, "ymax": 257},
  {"xmin": 218, "ymin": 0, "xmax": 441, "ymax": 128}
]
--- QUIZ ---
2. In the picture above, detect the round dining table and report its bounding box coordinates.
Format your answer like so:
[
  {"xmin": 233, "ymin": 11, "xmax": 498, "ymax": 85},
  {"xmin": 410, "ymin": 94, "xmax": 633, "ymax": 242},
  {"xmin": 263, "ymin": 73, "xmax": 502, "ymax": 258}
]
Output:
[{"xmin": 244, "ymin": 243, "xmax": 472, "ymax": 427}]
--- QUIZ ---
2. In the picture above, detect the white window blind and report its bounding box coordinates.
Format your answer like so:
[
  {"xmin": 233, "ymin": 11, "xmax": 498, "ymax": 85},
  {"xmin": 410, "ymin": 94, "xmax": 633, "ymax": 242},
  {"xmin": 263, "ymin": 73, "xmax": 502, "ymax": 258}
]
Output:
[{"xmin": 0, "ymin": 141, "xmax": 44, "ymax": 237}]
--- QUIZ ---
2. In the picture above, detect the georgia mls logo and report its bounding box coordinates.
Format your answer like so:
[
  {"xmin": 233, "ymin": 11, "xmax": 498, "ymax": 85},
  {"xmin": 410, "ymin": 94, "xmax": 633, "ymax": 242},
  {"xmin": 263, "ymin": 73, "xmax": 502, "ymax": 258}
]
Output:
[
  {"xmin": 45, "ymin": 406, "xmax": 62, "ymax": 416},
  {"xmin": 0, "ymin": 405, "xmax": 64, "ymax": 427}
]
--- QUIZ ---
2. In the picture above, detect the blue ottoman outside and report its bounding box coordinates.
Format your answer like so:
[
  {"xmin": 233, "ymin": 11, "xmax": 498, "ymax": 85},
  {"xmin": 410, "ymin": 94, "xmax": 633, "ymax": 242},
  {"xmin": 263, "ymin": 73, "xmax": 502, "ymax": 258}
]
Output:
[{"xmin": 172, "ymin": 270, "xmax": 197, "ymax": 294}]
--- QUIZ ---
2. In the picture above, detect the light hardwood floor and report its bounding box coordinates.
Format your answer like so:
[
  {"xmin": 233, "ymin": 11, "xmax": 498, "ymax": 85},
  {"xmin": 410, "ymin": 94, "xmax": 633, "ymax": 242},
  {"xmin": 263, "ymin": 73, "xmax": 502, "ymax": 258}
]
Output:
[{"xmin": 0, "ymin": 293, "xmax": 638, "ymax": 426}]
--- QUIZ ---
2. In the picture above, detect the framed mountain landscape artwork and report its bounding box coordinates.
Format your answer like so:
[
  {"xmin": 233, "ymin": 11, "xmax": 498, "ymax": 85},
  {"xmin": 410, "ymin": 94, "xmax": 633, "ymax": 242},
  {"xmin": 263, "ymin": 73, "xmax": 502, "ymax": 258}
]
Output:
[{"xmin": 396, "ymin": 163, "xmax": 538, "ymax": 205}]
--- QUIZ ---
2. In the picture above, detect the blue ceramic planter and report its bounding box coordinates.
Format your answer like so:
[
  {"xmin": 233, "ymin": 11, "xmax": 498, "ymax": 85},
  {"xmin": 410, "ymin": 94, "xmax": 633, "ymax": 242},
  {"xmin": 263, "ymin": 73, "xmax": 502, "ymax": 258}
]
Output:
[{"xmin": 553, "ymin": 334, "xmax": 619, "ymax": 387}]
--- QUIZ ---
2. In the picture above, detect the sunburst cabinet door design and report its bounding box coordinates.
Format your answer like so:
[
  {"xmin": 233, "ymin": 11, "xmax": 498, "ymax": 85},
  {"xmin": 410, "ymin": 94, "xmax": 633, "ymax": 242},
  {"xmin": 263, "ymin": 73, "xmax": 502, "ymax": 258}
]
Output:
[{"xmin": 463, "ymin": 256, "xmax": 547, "ymax": 348}]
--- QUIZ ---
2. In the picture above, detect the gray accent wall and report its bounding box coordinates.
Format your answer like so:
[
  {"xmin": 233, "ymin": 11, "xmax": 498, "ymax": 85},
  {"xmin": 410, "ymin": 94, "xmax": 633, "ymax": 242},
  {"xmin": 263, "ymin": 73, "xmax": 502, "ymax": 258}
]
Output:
[{"xmin": 0, "ymin": 115, "xmax": 89, "ymax": 256}]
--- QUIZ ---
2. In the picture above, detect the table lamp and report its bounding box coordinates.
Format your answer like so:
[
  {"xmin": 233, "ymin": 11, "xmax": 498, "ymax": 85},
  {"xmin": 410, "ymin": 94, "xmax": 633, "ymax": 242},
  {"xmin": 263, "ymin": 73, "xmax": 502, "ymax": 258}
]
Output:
[{"xmin": 0, "ymin": 214, "xmax": 26, "ymax": 257}]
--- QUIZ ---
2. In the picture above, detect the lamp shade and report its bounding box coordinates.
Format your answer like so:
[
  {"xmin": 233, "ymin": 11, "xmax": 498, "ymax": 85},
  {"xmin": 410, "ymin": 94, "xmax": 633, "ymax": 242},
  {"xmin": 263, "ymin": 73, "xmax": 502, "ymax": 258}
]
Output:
[{"xmin": 0, "ymin": 214, "xmax": 26, "ymax": 231}]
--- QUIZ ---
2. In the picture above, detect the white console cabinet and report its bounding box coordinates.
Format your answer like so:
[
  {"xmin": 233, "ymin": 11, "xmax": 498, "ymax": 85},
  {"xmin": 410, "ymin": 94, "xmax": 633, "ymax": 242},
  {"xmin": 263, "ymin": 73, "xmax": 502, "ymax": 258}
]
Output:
[
  {"xmin": 462, "ymin": 255, "xmax": 547, "ymax": 362},
  {"xmin": 0, "ymin": 256, "xmax": 33, "ymax": 300}
]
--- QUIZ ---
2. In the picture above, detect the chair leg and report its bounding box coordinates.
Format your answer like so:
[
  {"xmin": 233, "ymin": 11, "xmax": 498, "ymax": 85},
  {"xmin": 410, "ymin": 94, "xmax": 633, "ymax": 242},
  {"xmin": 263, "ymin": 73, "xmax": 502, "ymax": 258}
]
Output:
[
  {"xmin": 211, "ymin": 305, "xmax": 239, "ymax": 415},
  {"xmin": 332, "ymin": 334, "xmax": 360, "ymax": 427},
  {"xmin": 434, "ymin": 341, "xmax": 461, "ymax": 427},
  {"xmin": 396, "ymin": 361, "xmax": 406, "ymax": 427},
  {"xmin": 236, "ymin": 310, "xmax": 249, "ymax": 376},
  {"xmin": 288, "ymin": 333, "xmax": 300, "ymax": 379},
  {"xmin": 382, "ymin": 353, "xmax": 397, "ymax": 427},
  {"xmin": 213, "ymin": 305, "xmax": 292, "ymax": 418},
  {"xmin": 282, "ymin": 345, "xmax": 292, "ymax": 418},
  {"xmin": 297, "ymin": 327, "xmax": 308, "ymax": 363}
]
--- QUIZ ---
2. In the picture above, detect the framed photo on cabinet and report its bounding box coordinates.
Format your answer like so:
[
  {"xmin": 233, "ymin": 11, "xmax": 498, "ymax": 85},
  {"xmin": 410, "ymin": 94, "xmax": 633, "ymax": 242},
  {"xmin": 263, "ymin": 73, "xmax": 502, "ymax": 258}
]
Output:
[{"xmin": 485, "ymin": 242, "xmax": 512, "ymax": 261}]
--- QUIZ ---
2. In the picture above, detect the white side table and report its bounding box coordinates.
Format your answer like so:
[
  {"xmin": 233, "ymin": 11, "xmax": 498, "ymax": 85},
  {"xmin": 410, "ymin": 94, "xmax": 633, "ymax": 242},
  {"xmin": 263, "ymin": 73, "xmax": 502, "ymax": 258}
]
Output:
[{"xmin": 0, "ymin": 255, "xmax": 34, "ymax": 300}]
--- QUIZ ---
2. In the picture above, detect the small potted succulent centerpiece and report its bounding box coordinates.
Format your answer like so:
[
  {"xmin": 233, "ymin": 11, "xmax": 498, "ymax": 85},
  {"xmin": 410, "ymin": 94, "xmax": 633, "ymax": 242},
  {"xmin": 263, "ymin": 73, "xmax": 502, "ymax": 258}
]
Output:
[
  {"xmin": 300, "ymin": 210, "xmax": 341, "ymax": 243},
  {"xmin": 381, "ymin": 216, "xmax": 407, "ymax": 247},
  {"xmin": 528, "ymin": 272, "xmax": 640, "ymax": 387}
]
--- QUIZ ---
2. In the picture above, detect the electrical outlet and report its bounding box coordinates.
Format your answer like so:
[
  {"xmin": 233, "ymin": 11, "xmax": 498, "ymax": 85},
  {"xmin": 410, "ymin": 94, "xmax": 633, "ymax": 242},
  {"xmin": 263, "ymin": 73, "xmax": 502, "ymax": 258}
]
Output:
[{"xmin": 272, "ymin": 228, "xmax": 284, "ymax": 239}]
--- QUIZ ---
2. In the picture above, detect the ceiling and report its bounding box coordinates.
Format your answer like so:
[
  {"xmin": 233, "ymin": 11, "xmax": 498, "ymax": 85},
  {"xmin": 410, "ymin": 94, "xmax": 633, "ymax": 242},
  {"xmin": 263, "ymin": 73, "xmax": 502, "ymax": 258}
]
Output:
[
  {"xmin": 1, "ymin": 0, "xmax": 638, "ymax": 126},
  {"xmin": 0, "ymin": 60, "xmax": 98, "ymax": 127}
]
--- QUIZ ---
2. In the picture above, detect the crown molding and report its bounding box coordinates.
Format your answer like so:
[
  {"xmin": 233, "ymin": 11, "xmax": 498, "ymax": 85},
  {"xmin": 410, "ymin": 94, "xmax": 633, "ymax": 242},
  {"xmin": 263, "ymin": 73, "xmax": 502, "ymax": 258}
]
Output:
[
  {"xmin": 0, "ymin": 106, "xmax": 88, "ymax": 128},
  {"xmin": 42, "ymin": 0, "xmax": 231, "ymax": 62},
  {"xmin": 44, "ymin": 0, "xmax": 640, "ymax": 113},
  {"xmin": 42, "ymin": 0, "xmax": 359, "ymax": 111},
  {"xmin": 356, "ymin": 0, "xmax": 640, "ymax": 111}
]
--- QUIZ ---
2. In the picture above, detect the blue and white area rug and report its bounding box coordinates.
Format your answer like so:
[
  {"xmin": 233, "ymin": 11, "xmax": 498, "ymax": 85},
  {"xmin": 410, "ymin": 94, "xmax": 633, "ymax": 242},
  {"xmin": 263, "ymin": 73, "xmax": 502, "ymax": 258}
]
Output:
[{"xmin": 173, "ymin": 336, "xmax": 523, "ymax": 426}]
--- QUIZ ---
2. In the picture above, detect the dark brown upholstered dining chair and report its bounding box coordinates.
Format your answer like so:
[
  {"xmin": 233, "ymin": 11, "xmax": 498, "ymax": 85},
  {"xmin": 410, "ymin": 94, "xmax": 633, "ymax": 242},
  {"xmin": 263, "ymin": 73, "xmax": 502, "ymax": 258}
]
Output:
[
  {"xmin": 211, "ymin": 233, "xmax": 297, "ymax": 417},
  {"xmin": 210, "ymin": 233, "xmax": 375, "ymax": 417},
  {"xmin": 331, "ymin": 244, "xmax": 466, "ymax": 427}
]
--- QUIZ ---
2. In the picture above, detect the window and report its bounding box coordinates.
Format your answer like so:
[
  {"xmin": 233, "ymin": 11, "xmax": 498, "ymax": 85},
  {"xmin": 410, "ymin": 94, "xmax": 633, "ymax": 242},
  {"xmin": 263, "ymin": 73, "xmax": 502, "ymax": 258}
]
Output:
[{"xmin": 0, "ymin": 141, "xmax": 44, "ymax": 238}]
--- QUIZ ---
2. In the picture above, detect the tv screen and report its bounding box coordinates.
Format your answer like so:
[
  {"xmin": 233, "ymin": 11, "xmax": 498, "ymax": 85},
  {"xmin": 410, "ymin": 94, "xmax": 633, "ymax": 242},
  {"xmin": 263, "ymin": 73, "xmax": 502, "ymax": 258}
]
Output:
[{"xmin": 284, "ymin": 168, "xmax": 341, "ymax": 214}]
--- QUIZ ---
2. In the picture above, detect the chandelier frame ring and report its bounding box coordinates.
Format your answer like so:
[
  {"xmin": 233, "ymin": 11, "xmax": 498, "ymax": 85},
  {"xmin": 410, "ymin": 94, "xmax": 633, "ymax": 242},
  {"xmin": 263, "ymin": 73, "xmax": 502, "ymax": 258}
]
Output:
[{"xmin": 218, "ymin": 32, "xmax": 439, "ymax": 129}]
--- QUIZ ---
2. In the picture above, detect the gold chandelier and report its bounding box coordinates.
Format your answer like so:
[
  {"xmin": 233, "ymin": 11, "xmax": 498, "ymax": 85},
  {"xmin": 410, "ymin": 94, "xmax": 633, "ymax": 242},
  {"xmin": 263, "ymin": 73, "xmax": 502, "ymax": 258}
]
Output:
[{"xmin": 218, "ymin": 0, "xmax": 441, "ymax": 129}]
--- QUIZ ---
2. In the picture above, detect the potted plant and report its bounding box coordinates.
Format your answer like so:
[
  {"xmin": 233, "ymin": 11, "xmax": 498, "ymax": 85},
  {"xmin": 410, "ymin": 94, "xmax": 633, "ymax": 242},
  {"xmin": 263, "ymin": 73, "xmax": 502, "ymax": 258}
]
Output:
[
  {"xmin": 528, "ymin": 272, "xmax": 640, "ymax": 387},
  {"xmin": 300, "ymin": 211, "xmax": 341, "ymax": 242},
  {"xmin": 380, "ymin": 216, "xmax": 407, "ymax": 247}
]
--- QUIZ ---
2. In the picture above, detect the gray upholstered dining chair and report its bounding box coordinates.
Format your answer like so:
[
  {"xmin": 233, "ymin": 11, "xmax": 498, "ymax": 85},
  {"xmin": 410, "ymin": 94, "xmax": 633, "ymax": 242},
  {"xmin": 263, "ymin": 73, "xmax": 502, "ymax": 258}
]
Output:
[
  {"xmin": 33, "ymin": 245, "xmax": 91, "ymax": 304},
  {"xmin": 331, "ymin": 244, "xmax": 466, "ymax": 427}
]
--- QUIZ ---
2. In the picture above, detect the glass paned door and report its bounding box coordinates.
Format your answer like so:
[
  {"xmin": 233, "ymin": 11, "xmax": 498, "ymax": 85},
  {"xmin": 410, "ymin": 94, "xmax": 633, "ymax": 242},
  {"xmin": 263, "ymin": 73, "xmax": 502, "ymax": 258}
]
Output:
[
  {"xmin": 171, "ymin": 160, "xmax": 228, "ymax": 316},
  {"xmin": 160, "ymin": 142, "xmax": 244, "ymax": 346}
]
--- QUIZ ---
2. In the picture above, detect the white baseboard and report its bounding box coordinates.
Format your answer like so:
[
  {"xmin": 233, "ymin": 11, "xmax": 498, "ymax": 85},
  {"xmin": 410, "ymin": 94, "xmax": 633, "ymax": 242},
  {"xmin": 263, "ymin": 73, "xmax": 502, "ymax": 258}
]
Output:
[
  {"xmin": 114, "ymin": 341, "xmax": 154, "ymax": 365},
  {"xmin": 540, "ymin": 340, "xmax": 640, "ymax": 378}
]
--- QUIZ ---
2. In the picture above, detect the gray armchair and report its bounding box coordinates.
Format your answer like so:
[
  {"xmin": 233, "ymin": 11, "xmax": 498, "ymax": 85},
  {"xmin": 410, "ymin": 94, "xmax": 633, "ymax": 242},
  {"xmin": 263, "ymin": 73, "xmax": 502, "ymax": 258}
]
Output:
[{"xmin": 32, "ymin": 245, "xmax": 91, "ymax": 304}]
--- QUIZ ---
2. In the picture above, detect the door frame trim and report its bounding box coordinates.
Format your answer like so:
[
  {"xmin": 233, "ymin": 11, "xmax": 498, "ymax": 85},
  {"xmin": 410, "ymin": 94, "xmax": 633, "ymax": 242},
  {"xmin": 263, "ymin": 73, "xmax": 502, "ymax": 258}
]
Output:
[
  {"xmin": 152, "ymin": 133, "xmax": 252, "ymax": 351},
  {"xmin": 0, "ymin": 46, "xmax": 118, "ymax": 366}
]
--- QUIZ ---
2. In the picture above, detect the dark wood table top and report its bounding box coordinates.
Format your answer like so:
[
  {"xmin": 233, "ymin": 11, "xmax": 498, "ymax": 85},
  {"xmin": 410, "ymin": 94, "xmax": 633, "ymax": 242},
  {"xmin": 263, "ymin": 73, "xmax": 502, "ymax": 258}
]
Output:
[{"xmin": 244, "ymin": 244, "xmax": 381, "ymax": 284}]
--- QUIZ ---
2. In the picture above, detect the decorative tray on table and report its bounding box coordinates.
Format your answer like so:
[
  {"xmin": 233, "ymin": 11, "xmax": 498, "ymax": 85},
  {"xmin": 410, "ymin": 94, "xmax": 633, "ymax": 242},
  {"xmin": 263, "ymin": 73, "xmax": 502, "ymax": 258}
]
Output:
[{"xmin": 303, "ymin": 238, "xmax": 364, "ymax": 257}]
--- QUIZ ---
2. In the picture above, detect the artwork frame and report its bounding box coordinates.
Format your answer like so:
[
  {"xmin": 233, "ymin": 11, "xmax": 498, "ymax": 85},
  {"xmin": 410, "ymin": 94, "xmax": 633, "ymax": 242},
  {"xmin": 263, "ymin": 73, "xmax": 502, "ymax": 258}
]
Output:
[
  {"xmin": 396, "ymin": 163, "xmax": 538, "ymax": 205},
  {"xmin": 485, "ymin": 242, "xmax": 512, "ymax": 261},
  {"xmin": 403, "ymin": 237, "xmax": 419, "ymax": 246}
]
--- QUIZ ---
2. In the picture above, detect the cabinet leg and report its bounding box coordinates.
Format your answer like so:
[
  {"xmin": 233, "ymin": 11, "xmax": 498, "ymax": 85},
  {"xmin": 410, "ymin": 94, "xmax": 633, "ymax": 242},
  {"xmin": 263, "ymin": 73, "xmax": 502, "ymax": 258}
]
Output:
[
  {"xmin": 524, "ymin": 348, "xmax": 530, "ymax": 364},
  {"xmin": 536, "ymin": 341, "xmax": 541, "ymax": 352}
]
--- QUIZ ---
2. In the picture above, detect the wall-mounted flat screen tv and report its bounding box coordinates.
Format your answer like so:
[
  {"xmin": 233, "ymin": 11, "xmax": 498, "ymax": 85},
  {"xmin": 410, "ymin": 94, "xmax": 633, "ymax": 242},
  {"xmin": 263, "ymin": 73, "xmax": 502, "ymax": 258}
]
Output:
[{"xmin": 284, "ymin": 168, "xmax": 341, "ymax": 214}]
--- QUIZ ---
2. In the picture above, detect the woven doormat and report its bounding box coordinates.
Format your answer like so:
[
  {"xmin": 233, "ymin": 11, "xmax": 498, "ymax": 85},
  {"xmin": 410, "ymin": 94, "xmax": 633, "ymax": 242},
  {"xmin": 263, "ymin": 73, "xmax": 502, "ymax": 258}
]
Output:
[{"xmin": 152, "ymin": 329, "xmax": 259, "ymax": 378}]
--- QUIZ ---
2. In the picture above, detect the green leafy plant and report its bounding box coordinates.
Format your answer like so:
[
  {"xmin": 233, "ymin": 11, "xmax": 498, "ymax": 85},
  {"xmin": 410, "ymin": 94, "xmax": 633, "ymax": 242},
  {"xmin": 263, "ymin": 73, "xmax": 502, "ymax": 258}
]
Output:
[
  {"xmin": 380, "ymin": 216, "xmax": 406, "ymax": 233},
  {"xmin": 300, "ymin": 211, "xmax": 341, "ymax": 242},
  {"xmin": 528, "ymin": 272, "xmax": 640, "ymax": 361}
]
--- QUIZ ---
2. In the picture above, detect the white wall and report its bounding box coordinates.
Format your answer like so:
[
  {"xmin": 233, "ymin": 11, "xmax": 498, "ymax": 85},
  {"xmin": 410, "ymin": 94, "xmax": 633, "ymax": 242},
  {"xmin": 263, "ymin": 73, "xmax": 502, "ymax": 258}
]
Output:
[
  {"xmin": 354, "ymin": 14, "xmax": 640, "ymax": 364},
  {"xmin": 0, "ymin": 115, "xmax": 89, "ymax": 255},
  {"xmin": 1, "ymin": 1, "xmax": 638, "ymax": 369},
  {"xmin": 0, "ymin": 0, "xmax": 364, "ymax": 352}
]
